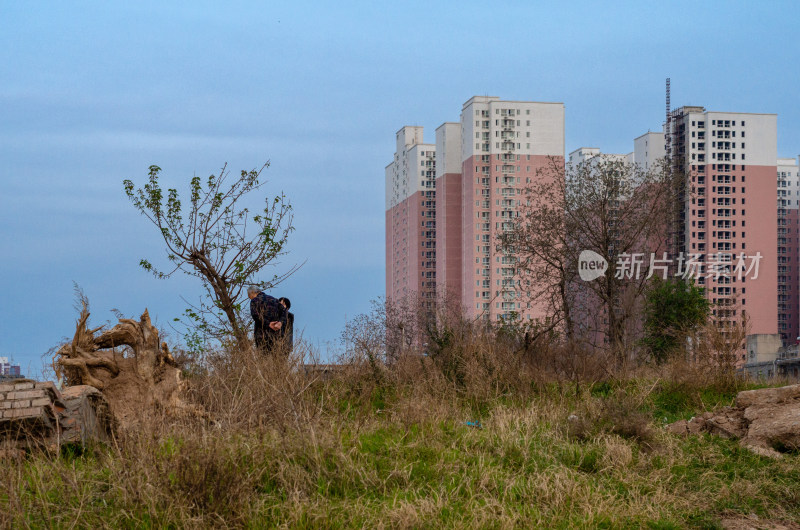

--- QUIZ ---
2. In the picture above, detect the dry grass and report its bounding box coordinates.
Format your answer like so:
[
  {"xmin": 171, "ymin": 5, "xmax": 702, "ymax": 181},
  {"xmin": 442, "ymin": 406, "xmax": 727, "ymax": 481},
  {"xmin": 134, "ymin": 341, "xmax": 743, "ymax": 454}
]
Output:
[{"xmin": 1, "ymin": 322, "xmax": 799, "ymax": 529}]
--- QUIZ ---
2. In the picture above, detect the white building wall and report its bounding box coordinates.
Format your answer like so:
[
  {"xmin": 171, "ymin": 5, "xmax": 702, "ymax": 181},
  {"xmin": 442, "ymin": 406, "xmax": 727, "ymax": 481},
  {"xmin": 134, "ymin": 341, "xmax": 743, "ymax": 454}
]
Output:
[
  {"xmin": 461, "ymin": 97, "xmax": 564, "ymax": 159},
  {"xmin": 569, "ymin": 147, "xmax": 628, "ymax": 166},
  {"xmin": 568, "ymin": 147, "xmax": 600, "ymax": 166},
  {"xmin": 435, "ymin": 122, "xmax": 462, "ymax": 177},
  {"xmin": 778, "ymin": 157, "xmax": 800, "ymax": 210},
  {"xmin": 705, "ymin": 112, "xmax": 777, "ymax": 167},
  {"xmin": 386, "ymin": 126, "xmax": 434, "ymax": 210},
  {"xmin": 633, "ymin": 131, "xmax": 665, "ymax": 172}
]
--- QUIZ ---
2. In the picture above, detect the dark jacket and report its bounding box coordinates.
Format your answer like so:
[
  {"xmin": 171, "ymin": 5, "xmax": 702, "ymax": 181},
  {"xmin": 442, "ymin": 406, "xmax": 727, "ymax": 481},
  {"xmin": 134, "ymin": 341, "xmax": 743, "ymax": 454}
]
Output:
[{"xmin": 250, "ymin": 292, "xmax": 285, "ymax": 339}]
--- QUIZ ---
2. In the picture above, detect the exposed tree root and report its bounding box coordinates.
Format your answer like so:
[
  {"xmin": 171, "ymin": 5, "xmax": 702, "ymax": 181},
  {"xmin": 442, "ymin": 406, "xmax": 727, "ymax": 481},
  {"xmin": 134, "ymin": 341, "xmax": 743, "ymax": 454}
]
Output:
[{"xmin": 54, "ymin": 299, "xmax": 201, "ymax": 430}]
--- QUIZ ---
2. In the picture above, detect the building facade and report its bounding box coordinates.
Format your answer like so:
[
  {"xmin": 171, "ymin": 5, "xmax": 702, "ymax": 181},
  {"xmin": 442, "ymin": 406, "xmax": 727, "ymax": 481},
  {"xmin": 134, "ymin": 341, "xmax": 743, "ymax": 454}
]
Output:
[
  {"xmin": 777, "ymin": 157, "xmax": 800, "ymax": 344},
  {"xmin": 633, "ymin": 131, "xmax": 665, "ymax": 172},
  {"xmin": 387, "ymin": 97, "xmax": 564, "ymax": 322},
  {"xmin": 457, "ymin": 97, "xmax": 565, "ymax": 321},
  {"xmin": 666, "ymin": 107, "xmax": 779, "ymax": 360},
  {"xmin": 434, "ymin": 122, "xmax": 463, "ymax": 300},
  {"xmin": 385, "ymin": 126, "xmax": 437, "ymax": 306},
  {"xmin": 0, "ymin": 356, "xmax": 21, "ymax": 377}
]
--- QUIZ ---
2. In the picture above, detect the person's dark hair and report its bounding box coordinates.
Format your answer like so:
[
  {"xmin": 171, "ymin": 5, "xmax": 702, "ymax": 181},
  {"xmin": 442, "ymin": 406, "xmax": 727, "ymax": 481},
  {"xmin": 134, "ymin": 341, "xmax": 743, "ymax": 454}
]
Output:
[{"xmin": 279, "ymin": 297, "xmax": 291, "ymax": 310}]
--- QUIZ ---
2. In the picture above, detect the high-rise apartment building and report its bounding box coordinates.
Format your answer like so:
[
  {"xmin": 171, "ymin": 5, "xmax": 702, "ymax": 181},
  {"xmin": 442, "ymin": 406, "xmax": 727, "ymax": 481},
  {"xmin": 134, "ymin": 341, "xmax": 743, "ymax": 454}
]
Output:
[
  {"xmin": 387, "ymin": 99, "xmax": 787, "ymax": 354},
  {"xmin": 665, "ymin": 107, "xmax": 778, "ymax": 341},
  {"xmin": 434, "ymin": 122, "xmax": 463, "ymax": 300},
  {"xmin": 777, "ymin": 157, "xmax": 800, "ymax": 344},
  {"xmin": 458, "ymin": 97, "xmax": 565, "ymax": 321},
  {"xmin": 387, "ymin": 97, "xmax": 564, "ymax": 322},
  {"xmin": 385, "ymin": 127, "xmax": 437, "ymax": 305}
]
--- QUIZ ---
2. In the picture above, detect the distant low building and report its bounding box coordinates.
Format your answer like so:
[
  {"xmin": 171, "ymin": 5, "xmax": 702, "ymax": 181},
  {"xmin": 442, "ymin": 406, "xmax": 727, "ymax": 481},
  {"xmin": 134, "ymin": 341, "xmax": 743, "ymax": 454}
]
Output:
[
  {"xmin": 741, "ymin": 337, "xmax": 800, "ymax": 379},
  {"xmin": 0, "ymin": 356, "xmax": 22, "ymax": 378}
]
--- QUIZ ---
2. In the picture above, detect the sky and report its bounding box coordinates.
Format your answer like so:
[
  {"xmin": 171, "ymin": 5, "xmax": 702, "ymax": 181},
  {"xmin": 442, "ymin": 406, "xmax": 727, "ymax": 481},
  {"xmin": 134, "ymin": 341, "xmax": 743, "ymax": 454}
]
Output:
[{"xmin": 2, "ymin": 0, "xmax": 799, "ymax": 376}]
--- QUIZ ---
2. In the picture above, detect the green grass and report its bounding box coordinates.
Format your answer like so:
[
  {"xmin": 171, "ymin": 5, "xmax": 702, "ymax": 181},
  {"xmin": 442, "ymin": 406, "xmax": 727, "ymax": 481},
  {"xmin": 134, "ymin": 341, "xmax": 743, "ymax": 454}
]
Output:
[{"xmin": 2, "ymin": 380, "xmax": 798, "ymax": 528}]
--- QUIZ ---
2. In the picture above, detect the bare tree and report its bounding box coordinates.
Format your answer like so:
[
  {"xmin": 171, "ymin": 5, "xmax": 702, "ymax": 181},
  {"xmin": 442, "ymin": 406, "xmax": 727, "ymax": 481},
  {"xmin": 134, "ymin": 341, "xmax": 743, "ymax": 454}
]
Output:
[
  {"xmin": 123, "ymin": 163, "xmax": 297, "ymax": 350},
  {"xmin": 499, "ymin": 157, "xmax": 578, "ymax": 342},
  {"xmin": 503, "ymin": 156, "xmax": 679, "ymax": 365}
]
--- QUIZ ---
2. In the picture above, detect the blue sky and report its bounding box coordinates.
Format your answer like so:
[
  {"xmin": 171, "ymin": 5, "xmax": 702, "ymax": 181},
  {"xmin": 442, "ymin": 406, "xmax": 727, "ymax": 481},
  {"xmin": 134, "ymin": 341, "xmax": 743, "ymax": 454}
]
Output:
[{"xmin": 2, "ymin": 1, "xmax": 799, "ymax": 375}]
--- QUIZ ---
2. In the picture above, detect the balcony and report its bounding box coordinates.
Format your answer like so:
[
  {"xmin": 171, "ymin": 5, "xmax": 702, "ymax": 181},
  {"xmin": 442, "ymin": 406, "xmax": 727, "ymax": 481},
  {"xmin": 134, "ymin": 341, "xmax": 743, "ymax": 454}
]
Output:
[{"xmin": 501, "ymin": 141, "xmax": 516, "ymax": 152}]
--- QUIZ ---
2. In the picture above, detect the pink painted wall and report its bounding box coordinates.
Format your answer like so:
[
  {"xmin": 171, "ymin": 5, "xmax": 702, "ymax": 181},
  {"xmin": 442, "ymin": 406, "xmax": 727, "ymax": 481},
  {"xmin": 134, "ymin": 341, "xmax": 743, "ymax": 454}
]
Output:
[
  {"xmin": 435, "ymin": 172, "xmax": 462, "ymax": 300},
  {"xmin": 386, "ymin": 190, "xmax": 430, "ymax": 303},
  {"xmin": 739, "ymin": 164, "xmax": 778, "ymax": 337},
  {"xmin": 461, "ymin": 154, "xmax": 562, "ymax": 322}
]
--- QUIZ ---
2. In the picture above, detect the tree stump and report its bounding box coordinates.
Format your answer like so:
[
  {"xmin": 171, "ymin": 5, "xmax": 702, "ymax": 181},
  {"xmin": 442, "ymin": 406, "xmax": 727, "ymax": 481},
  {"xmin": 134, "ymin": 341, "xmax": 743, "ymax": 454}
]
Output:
[{"xmin": 54, "ymin": 300, "xmax": 195, "ymax": 429}]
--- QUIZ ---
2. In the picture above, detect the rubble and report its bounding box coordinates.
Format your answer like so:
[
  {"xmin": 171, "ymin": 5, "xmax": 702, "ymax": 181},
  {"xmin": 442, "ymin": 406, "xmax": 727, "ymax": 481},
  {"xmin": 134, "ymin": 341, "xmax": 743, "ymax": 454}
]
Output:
[
  {"xmin": 0, "ymin": 379, "xmax": 114, "ymax": 452},
  {"xmin": 668, "ymin": 383, "xmax": 800, "ymax": 457}
]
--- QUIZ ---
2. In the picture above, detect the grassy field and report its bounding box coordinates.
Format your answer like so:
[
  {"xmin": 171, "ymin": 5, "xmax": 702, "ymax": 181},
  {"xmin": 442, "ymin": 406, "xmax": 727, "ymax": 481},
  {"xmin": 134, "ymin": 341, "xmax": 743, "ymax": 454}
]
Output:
[{"xmin": 2, "ymin": 344, "xmax": 799, "ymax": 528}]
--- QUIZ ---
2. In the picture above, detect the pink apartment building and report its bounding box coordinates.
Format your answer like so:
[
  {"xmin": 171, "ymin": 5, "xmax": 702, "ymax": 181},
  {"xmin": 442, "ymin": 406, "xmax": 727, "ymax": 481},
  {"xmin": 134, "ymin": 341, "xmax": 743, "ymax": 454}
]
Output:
[
  {"xmin": 434, "ymin": 122, "xmax": 463, "ymax": 301},
  {"xmin": 777, "ymin": 157, "xmax": 800, "ymax": 344},
  {"xmin": 456, "ymin": 97, "xmax": 564, "ymax": 321},
  {"xmin": 387, "ymin": 97, "xmax": 565, "ymax": 323},
  {"xmin": 385, "ymin": 126, "xmax": 437, "ymax": 306},
  {"xmin": 387, "ymin": 100, "xmax": 786, "ymax": 347},
  {"xmin": 666, "ymin": 107, "xmax": 779, "ymax": 345}
]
